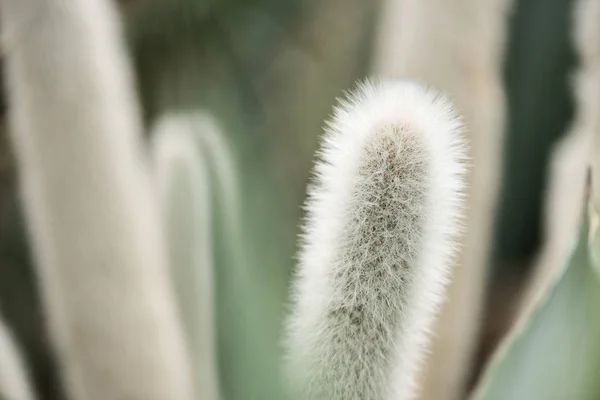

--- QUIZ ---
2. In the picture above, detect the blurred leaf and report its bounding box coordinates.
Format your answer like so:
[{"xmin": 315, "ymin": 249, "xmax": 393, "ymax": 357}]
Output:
[
  {"xmin": 473, "ymin": 205, "xmax": 600, "ymax": 399},
  {"xmin": 131, "ymin": 2, "xmax": 375, "ymax": 399},
  {"xmin": 0, "ymin": 187, "xmax": 65, "ymax": 400},
  {"xmin": 492, "ymin": 0, "xmax": 576, "ymax": 272},
  {"xmin": 151, "ymin": 115, "xmax": 222, "ymax": 399}
]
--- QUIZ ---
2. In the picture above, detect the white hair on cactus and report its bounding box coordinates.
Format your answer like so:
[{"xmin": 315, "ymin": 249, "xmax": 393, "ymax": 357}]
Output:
[
  {"xmin": 150, "ymin": 112, "xmax": 220, "ymax": 400},
  {"xmin": 0, "ymin": 313, "xmax": 35, "ymax": 400},
  {"xmin": 0, "ymin": 0, "xmax": 195, "ymax": 399},
  {"xmin": 285, "ymin": 79, "xmax": 467, "ymax": 400}
]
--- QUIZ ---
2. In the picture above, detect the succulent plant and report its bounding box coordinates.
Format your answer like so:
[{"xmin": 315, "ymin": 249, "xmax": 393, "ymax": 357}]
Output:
[
  {"xmin": 284, "ymin": 79, "xmax": 467, "ymax": 399},
  {"xmin": 0, "ymin": 0, "xmax": 598, "ymax": 400}
]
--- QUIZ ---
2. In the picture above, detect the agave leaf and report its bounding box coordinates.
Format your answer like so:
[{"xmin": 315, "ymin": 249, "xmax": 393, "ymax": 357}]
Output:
[{"xmin": 472, "ymin": 203, "xmax": 600, "ymax": 399}]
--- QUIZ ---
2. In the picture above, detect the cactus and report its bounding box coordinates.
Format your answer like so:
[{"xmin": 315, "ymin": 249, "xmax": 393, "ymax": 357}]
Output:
[
  {"xmin": 0, "ymin": 313, "xmax": 35, "ymax": 400},
  {"xmin": 0, "ymin": 0, "xmax": 195, "ymax": 399},
  {"xmin": 150, "ymin": 112, "xmax": 221, "ymax": 400},
  {"xmin": 2, "ymin": 1, "xmax": 600, "ymax": 400},
  {"xmin": 285, "ymin": 79, "xmax": 467, "ymax": 399}
]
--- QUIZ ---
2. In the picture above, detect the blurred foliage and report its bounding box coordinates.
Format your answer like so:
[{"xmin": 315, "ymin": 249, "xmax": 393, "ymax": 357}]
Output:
[
  {"xmin": 0, "ymin": 1, "xmax": 379, "ymax": 398},
  {"xmin": 0, "ymin": 187, "xmax": 65, "ymax": 400},
  {"xmin": 129, "ymin": 1, "xmax": 377, "ymax": 399},
  {"xmin": 474, "ymin": 204, "xmax": 600, "ymax": 399},
  {"xmin": 478, "ymin": 0, "xmax": 578, "ymax": 379},
  {"xmin": 492, "ymin": 0, "xmax": 576, "ymax": 273},
  {"xmin": 0, "ymin": 0, "xmax": 596, "ymax": 399}
]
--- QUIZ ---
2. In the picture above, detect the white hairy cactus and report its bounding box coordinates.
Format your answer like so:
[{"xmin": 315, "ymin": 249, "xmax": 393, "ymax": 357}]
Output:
[
  {"xmin": 150, "ymin": 112, "xmax": 221, "ymax": 400},
  {"xmin": 285, "ymin": 79, "xmax": 467, "ymax": 400},
  {"xmin": 0, "ymin": 0, "xmax": 195, "ymax": 399},
  {"xmin": 0, "ymin": 313, "xmax": 35, "ymax": 400},
  {"xmin": 373, "ymin": 1, "xmax": 512, "ymax": 397}
]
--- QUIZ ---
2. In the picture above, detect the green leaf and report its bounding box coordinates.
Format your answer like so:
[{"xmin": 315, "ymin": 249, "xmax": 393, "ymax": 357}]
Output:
[{"xmin": 473, "ymin": 207, "xmax": 600, "ymax": 399}]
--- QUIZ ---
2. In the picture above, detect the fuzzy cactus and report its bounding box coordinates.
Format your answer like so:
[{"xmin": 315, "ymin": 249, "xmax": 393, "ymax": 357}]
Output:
[
  {"xmin": 0, "ymin": 313, "xmax": 35, "ymax": 400},
  {"xmin": 150, "ymin": 112, "xmax": 221, "ymax": 400},
  {"xmin": 285, "ymin": 79, "xmax": 467, "ymax": 399},
  {"xmin": 0, "ymin": 0, "xmax": 195, "ymax": 399}
]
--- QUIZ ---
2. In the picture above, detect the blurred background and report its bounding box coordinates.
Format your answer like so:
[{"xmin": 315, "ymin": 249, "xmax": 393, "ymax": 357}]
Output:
[{"xmin": 0, "ymin": 0, "xmax": 591, "ymax": 399}]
